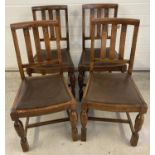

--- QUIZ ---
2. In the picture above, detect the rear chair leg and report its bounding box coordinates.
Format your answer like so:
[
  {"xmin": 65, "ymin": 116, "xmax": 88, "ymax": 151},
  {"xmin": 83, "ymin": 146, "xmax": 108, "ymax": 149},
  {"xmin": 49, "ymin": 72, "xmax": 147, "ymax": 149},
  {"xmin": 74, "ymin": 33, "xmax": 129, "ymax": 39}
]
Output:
[
  {"xmin": 70, "ymin": 110, "xmax": 78, "ymax": 141},
  {"xmin": 68, "ymin": 71, "xmax": 76, "ymax": 97},
  {"xmin": 130, "ymin": 113, "xmax": 144, "ymax": 146},
  {"xmin": 14, "ymin": 119, "xmax": 29, "ymax": 152},
  {"xmin": 80, "ymin": 106, "xmax": 88, "ymax": 141},
  {"xmin": 78, "ymin": 71, "xmax": 85, "ymax": 101}
]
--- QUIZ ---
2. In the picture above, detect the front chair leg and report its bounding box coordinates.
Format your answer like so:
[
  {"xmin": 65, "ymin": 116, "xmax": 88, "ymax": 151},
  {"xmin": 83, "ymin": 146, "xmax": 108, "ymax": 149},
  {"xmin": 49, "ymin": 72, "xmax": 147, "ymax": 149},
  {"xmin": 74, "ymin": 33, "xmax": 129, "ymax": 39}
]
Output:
[
  {"xmin": 14, "ymin": 119, "xmax": 29, "ymax": 152},
  {"xmin": 80, "ymin": 107, "xmax": 88, "ymax": 141},
  {"xmin": 78, "ymin": 71, "xmax": 85, "ymax": 101},
  {"xmin": 68, "ymin": 71, "xmax": 76, "ymax": 97},
  {"xmin": 130, "ymin": 113, "xmax": 144, "ymax": 146},
  {"xmin": 70, "ymin": 110, "xmax": 78, "ymax": 141}
]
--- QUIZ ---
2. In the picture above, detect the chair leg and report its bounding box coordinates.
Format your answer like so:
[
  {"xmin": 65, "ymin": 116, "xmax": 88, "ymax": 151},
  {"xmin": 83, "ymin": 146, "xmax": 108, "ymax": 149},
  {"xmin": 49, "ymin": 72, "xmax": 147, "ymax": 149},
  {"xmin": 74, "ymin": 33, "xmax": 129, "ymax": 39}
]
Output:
[
  {"xmin": 68, "ymin": 71, "xmax": 76, "ymax": 97},
  {"xmin": 14, "ymin": 119, "xmax": 29, "ymax": 152},
  {"xmin": 121, "ymin": 65, "xmax": 127, "ymax": 73},
  {"xmin": 26, "ymin": 69, "xmax": 32, "ymax": 77},
  {"xmin": 78, "ymin": 71, "xmax": 85, "ymax": 101},
  {"xmin": 130, "ymin": 113, "xmax": 144, "ymax": 146},
  {"xmin": 80, "ymin": 106, "xmax": 88, "ymax": 141},
  {"xmin": 70, "ymin": 110, "xmax": 78, "ymax": 141}
]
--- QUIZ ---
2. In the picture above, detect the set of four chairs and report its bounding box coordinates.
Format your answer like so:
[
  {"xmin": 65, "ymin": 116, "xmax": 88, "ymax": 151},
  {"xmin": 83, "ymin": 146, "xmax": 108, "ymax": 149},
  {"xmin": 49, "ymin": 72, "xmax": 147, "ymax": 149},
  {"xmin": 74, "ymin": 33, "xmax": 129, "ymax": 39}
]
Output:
[{"xmin": 9, "ymin": 4, "xmax": 148, "ymax": 152}]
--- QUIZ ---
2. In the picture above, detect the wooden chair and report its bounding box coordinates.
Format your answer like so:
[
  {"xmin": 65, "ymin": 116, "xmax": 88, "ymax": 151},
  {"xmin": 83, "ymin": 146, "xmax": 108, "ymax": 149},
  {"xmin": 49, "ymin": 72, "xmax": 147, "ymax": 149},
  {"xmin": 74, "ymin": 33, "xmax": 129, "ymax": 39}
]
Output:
[
  {"xmin": 78, "ymin": 4, "xmax": 127, "ymax": 101},
  {"xmin": 80, "ymin": 18, "xmax": 148, "ymax": 146},
  {"xmin": 26, "ymin": 5, "xmax": 76, "ymax": 96},
  {"xmin": 10, "ymin": 20, "xmax": 78, "ymax": 152}
]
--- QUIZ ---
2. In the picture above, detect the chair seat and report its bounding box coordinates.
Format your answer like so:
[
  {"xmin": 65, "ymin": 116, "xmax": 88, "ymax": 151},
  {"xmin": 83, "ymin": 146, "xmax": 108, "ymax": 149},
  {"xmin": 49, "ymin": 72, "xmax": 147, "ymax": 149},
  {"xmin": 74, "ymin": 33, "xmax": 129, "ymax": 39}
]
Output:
[
  {"xmin": 78, "ymin": 48, "xmax": 127, "ymax": 71},
  {"xmin": 34, "ymin": 48, "xmax": 74, "ymax": 67},
  {"xmin": 79, "ymin": 48, "xmax": 120, "ymax": 65},
  {"xmin": 15, "ymin": 74, "xmax": 71, "ymax": 110},
  {"xmin": 83, "ymin": 73, "xmax": 147, "ymax": 112}
]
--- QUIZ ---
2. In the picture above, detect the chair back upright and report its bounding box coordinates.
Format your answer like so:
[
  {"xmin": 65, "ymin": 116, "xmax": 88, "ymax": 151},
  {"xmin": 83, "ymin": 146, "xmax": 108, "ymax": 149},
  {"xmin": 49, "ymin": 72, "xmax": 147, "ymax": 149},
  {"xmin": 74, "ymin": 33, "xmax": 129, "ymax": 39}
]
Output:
[
  {"xmin": 32, "ymin": 5, "xmax": 70, "ymax": 50},
  {"xmin": 11, "ymin": 20, "xmax": 62, "ymax": 79},
  {"xmin": 82, "ymin": 4, "xmax": 118, "ymax": 50},
  {"xmin": 90, "ymin": 18, "xmax": 140, "ymax": 74}
]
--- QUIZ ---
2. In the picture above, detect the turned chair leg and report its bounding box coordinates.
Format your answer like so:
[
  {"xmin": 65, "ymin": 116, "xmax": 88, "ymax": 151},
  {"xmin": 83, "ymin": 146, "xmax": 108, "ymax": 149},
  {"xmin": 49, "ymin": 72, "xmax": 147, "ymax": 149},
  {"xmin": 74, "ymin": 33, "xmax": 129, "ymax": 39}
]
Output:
[
  {"xmin": 130, "ymin": 113, "xmax": 144, "ymax": 146},
  {"xmin": 70, "ymin": 110, "xmax": 78, "ymax": 141},
  {"xmin": 68, "ymin": 71, "xmax": 76, "ymax": 97},
  {"xmin": 78, "ymin": 71, "xmax": 85, "ymax": 101},
  {"xmin": 80, "ymin": 106, "xmax": 88, "ymax": 141},
  {"xmin": 14, "ymin": 119, "xmax": 29, "ymax": 152}
]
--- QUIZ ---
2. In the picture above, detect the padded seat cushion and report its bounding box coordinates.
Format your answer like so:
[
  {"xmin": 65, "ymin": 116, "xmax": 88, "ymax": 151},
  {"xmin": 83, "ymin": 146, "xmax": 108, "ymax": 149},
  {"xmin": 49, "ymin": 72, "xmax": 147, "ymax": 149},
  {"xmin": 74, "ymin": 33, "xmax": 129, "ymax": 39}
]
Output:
[
  {"xmin": 85, "ymin": 73, "xmax": 145, "ymax": 107},
  {"xmin": 34, "ymin": 48, "xmax": 73, "ymax": 66},
  {"xmin": 15, "ymin": 74, "xmax": 71, "ymax": 110},
  {"xmin": 80, "ymin": 48, "xmax": 118, "ymax": 65}
]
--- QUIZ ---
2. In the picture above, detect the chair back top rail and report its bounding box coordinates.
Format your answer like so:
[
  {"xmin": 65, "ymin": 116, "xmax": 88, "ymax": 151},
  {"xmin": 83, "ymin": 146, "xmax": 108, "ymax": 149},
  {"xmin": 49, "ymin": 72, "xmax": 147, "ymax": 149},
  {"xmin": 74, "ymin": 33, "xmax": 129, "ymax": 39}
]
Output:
[
  {"xmin": 32, "ymin": 5, "xmax": 69, "ymax": 50},
  {"xmin": 89, "ymin": 18, "xmax": 140, "ymax": 75},
  {"xmin": 10, "ymin": 20, "xmax": 62, "ymax": 79},
  {"xmin": 82, "ymin": 3, "xmax": 118, "ymax": 50}
]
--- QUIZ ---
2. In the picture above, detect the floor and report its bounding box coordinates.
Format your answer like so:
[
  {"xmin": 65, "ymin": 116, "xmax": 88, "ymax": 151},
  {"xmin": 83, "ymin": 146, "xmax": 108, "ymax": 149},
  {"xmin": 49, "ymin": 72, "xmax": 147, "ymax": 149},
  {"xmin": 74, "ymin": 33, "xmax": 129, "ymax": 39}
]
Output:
[{"xmin": 5, "ymin": 72, "xmax": 150, "ymax": 155}]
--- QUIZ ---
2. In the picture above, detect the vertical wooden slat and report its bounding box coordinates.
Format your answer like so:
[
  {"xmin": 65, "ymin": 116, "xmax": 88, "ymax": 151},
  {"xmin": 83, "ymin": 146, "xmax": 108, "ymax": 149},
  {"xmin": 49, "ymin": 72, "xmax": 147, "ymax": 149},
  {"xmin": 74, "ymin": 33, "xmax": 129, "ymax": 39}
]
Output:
[
  {"xmin": 23, "ymin": 28, "xmax": 34, "ymax": 63},
  {"xmin": 97, "ymin": 9, "xmax": 102, "ymax": 37},
  {"xmin": 11, "ymin": 29, "xmax": 25, "ymax": 79},
  {"xmin": 56, "ymin": 10, "xmax": 61, "ymax": 38},
  {"xmin": 32, "ymin": 10, "xmax": 37, "ymax": 20},
  {"xmin": 55, "ymin": 25, "xmax": 62, "ymax": 65},
  {"xmin": 82, "ymin": 8, "xmax": 85, "ymax": 50},
  {"xmin": 48, "ymin": 9, "xmax": 55, "ymax": 38},
  {"xmin": 104, "ymin": 8, "xmax": 109, "ymax": 17},
  {"xmin": 109, "ymin": 24, "xmax": 117, "ymax": 59},
  {"xmin": 114, "ymin": 5, "xmax": 118, "ymax": 17},
  {"xmin": 100, "ymin": 25, "xmax": 107, "ymax": 58},
  {"xmin": 32, "ymin": 27, "xmax": 42, "ymax": 62},
  {"xmin": 41, "ymin": 10, "xmax": 46, "ymax": 20},
  {"xmin": 119, "ymin": 24, "xmax": 127, "ymax": 59},
  {"xmin": 104, "ymin": 8, "xmax": 109, "ymax": 37},
  {"xmin": 128, "ymin": 25, "xmax": 139, "ymax": 74},
  {"xmin": 42, "ymin": 26, "xmax": 51, "ymax": 60},
  {"xmin": 90, "ymin": 9, "xmax": 95, "ymax": 37},
  {"xmin": 65, "ymin": 8, "xmax": 70, "ymax": 50},
  {"xmin": 90, "ymin": 23, "xmax": 95, "ymax": 71}
]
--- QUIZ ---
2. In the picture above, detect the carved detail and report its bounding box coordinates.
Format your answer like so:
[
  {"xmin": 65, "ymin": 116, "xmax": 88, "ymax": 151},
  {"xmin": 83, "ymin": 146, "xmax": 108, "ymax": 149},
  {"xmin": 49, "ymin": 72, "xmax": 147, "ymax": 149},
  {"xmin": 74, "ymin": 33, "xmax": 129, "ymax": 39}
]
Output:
[
  {"xmin": 14, "ymin": 120, "xmax": 29, "ymax": 152},
  {"xmin": 130, "ymin": 114, "xmax": 144, "ymax": 146},
  {"xmin": 70, "ymin": 111, "xmax": 78, "ymax": 141},
  {"xmin": 68, "ymin": 72, "xmax": 76, "ymax": 97},
  {"xmin": 80, "ymin": 108, "xmax": 88, "ymax": 141}
]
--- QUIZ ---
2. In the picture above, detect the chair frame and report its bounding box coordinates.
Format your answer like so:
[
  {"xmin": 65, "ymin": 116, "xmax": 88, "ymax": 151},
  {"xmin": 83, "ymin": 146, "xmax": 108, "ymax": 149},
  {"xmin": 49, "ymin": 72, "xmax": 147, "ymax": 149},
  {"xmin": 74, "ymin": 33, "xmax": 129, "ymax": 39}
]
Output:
[
  {"xmin": 10, "ymin": 20, "xmax": 78, "ymax": 152},
  {"xmin": 78, "ymin": 3, "xmax": 127, "ymax": 101},
  {"xmin": 80, "ymin": 18, "xmax": 148, "ymax": 146},
  {"xmin": 26, "ymin": 5, "xmax": 76, "ymax": 96}
]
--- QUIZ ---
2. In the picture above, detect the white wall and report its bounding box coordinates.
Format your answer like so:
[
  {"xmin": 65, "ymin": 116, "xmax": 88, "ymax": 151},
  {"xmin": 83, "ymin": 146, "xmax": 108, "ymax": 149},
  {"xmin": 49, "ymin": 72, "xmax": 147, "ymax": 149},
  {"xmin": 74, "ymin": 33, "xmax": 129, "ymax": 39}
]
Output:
[{"xmin": 5, "ymin": 0, "xmax": 150, "ymax": 70}]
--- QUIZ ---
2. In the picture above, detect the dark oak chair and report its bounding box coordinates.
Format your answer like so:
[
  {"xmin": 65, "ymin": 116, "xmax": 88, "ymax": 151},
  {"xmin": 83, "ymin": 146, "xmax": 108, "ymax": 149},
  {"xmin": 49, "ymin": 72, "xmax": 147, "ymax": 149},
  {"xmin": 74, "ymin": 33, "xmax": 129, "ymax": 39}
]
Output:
[
  {"xmin": 80, "ymin": 18, "xmax": 148, "ymax": 146},
  {"xmin": 26, "ymin": 5, "xmax": 76, "ymax": 96},
  {"xmin": 78, "ymin": 4, "xmax": 127, "ymax": 100},
  {"xmin": 10, "ymin": 20, "xmax": 78, "ymax": 152}
]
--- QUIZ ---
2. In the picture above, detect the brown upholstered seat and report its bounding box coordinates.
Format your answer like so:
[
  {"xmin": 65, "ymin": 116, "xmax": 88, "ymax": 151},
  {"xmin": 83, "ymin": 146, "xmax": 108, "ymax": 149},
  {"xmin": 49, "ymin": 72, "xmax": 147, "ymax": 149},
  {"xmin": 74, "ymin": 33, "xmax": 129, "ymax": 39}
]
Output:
[
  {"xmin": 84, "ymin": 73, "xmax": 147, "ymax": 112},
  {"xmin": 79, "ymin": 48, "xmax": 119, "ymax": 66},
  {"xmin": 34, "ymin": 48, "xmax": 74, "ymax": 68},
  {"xmin": 16, "ymin": 74, "xmax": 71, "ymax": 110}
]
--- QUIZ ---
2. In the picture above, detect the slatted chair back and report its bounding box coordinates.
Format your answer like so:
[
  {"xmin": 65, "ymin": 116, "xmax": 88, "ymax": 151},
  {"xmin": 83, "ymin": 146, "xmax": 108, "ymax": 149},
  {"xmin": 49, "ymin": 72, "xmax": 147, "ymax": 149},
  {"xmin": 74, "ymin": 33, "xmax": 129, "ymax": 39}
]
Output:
[
  {"xmin": 32, "ymin": 5, "xmax": 70, "ymax": 50},
  {"xmin": 82, "ymin": 4, "xmax": 118, "ymax": 50},
  {"xmin": 90, "ymin": 18, "xmax": 140, "ymax": 74},
  {"xmin": 10, "ymin": 20, "xmax": 62, "ymax": 79}
]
